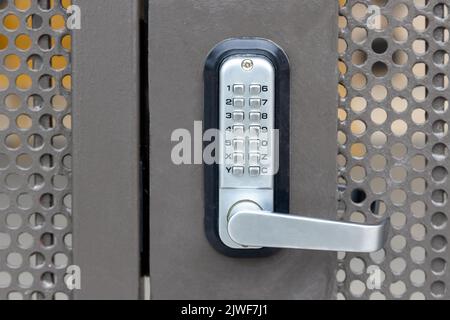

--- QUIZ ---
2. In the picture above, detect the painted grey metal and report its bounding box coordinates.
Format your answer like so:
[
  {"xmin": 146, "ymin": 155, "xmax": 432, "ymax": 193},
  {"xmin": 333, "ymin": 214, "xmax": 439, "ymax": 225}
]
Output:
[
  {"xmin": 0, "ymin": 1, "xmax": 72, "ymax": 300},
  {"xmin": 149, "ymin": 0, "xmax": 339, "ymax": 299},
  {"xmin": 228, "ymin": 201, "xmax": 389, "ymax": 252},
  {"xmin": 337, "ymin": 0, "xmax": 450, "ymax": 300},
  {"xmin": 72, "ymin": 0, "xmax": 142, "ymax": 300}
]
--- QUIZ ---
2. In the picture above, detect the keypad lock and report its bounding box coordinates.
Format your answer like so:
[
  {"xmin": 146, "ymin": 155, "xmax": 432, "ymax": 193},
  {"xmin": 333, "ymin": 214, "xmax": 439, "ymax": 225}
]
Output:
[
  {"xmin": 204, "ymin": 38, "xmax": 389, "ymax": 258},
  {"xmin": 220, "ymin": 57, "xmax": 276, "ymax": 188}
]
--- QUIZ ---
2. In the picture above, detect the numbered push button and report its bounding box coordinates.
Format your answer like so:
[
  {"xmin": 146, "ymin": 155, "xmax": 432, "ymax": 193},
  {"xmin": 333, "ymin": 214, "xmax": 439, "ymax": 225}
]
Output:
[
  {"xmin": 232, "ymin": 112, "xmax": 245, "ymax": 122},
  {"xmin": 233, "ymin": 153, "xmax": 245, "ymax": 166},
  {"xmin": 249, "ymin": 126, "xmax": 261, "ymax": 138},
  {"xmin": 249, "ymin": 166, "xmax": 261, "ymax": 177},
  {"xmin": 233, "ymin": 84, "xmax": 245, "ymax": 95},
  {"xmin": 233, "ymin": 139, "xmax": 245, "ymax": 153},
  {"xmin": 233, "ymin": 98, "xmax": 245, "ymax": 109},
  {"xmin": 232, "ymin": 166, "xmax": 244, "ymax": 177},
  {"xmin": 249, "ymin": 153, "xmax": 261, "ymax": 166},
  {"xmin": 249, "ymin": 99, "xmax": 261, "ymax": 109},
  {"xmin": 249, "ymin": 112, "xmax": 261, "ymax": 122},
  {"xmin": 233, "ymin": 125, "xmax": 245, "ymax": 137},
  {"xmin": 249, "ymin": 84, "xmax": 261, "ymax": 95},
  {"xmin": 249, "ymin": 139, "xmax": 260, "ymax": 153}
]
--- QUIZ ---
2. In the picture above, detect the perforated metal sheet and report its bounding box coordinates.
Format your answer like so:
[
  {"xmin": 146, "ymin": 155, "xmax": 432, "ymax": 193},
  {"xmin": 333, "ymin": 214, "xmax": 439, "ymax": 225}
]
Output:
[
  {"xmin": 337, "ymin": 0, "xmax": 449, "ymax": 300},
  {"xmin": 0, "ymin": 0, "xmax": 72, "ymax": 300}
]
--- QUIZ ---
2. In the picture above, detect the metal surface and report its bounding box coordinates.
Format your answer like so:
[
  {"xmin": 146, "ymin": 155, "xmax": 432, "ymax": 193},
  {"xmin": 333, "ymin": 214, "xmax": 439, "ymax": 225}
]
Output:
[
  {"xmin": 219, "ymin": 55, "xmax": 276, "ymax": 188},
  {"xmin": 219, "ymin": 54, "xmax": 276, "ymax": 249},
  {"xmin": 149, "ymin": 0, "xmax": 339, "ymax": 299},
  {"xmin": 228, "ymin": 201, "xmax": 388, "ymax": 252},
  {"xmin": 337, "ymin": 0, "xmax": 450, "ymax": 300},
  {"xmin": 0, "ymin": 0, "xmax": 72, "ymax": 300},
  {"xmin": 72, "ymin": 0, "xmax": 142, "ymax": 299}
]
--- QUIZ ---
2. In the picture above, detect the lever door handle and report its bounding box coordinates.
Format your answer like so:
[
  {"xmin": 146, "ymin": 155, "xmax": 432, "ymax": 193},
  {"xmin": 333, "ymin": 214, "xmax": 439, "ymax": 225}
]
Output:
[{"xmin": 227, "ymin": 201, "xmax": 389, "ymax": 253}]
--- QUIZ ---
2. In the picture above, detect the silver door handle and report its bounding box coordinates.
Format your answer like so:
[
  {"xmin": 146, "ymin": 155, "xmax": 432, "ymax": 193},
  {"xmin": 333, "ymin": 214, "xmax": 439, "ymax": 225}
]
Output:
[{"xmin": 227, "ymin": 201, "xmax": 389, "ymax": 253}]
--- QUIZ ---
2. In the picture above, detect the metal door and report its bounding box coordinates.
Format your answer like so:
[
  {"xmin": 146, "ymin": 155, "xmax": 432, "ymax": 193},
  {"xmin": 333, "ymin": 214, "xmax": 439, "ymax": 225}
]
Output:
[{"xmin": 148, "ymin": 0, "xmax": 339, "ymax": 299}]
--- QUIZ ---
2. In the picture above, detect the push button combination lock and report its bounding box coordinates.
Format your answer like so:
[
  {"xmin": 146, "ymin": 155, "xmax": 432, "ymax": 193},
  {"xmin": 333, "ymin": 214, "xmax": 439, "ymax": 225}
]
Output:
[{"xmin": 204, "ymin": 38, "xmax": 389, "ymax": 257}]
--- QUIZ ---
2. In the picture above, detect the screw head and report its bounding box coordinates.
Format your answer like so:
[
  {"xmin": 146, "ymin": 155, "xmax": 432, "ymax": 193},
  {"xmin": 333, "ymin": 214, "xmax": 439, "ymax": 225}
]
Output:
[{"xmin": 241, "ymin": 59, "xmax": 254, "ymax": 71}]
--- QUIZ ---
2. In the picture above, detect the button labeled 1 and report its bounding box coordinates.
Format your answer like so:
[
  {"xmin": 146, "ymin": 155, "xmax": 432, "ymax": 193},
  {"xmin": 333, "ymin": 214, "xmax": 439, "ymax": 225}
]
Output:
[{"xmin": 233, "ymin": 84, "xmax": 245, "ymax": 95}]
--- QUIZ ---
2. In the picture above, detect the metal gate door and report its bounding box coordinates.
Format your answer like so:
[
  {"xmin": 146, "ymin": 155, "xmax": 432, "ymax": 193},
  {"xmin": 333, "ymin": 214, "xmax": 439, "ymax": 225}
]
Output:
[{"xmin": 148, "ymin": 0, "xmax": 340, "ymax": 300}]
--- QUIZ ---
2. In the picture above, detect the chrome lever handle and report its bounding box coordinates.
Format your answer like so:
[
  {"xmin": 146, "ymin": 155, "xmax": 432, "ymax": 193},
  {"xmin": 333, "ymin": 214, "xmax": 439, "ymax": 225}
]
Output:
[{"xmin": 227, "ymin": 201, "xmax": 389, "ymax": 253}]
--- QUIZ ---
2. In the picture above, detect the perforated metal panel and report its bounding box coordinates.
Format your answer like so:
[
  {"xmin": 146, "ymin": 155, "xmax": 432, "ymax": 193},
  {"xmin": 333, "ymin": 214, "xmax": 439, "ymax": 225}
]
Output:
[
  {"xmin": 337, "ymin": 0, "xmax": 449, "ymax": 300},
  {"xmin": 0, "ymin": 0, "xmax": 72, "ymax": 300}
]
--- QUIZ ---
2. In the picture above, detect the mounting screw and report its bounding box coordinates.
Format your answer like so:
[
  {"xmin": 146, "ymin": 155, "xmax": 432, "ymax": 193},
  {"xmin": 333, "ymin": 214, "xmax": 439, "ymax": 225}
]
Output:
[{"xmin": 241, "ymin": 59, "xmax": 254, "ymax": 71}]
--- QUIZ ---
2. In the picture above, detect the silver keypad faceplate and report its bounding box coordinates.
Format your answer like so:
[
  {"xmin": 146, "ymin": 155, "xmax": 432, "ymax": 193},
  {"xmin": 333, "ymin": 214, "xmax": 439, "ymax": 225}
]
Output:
[{"xmin": 218, "ymin": 55, "xmax": 276, "ymax": 248}]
